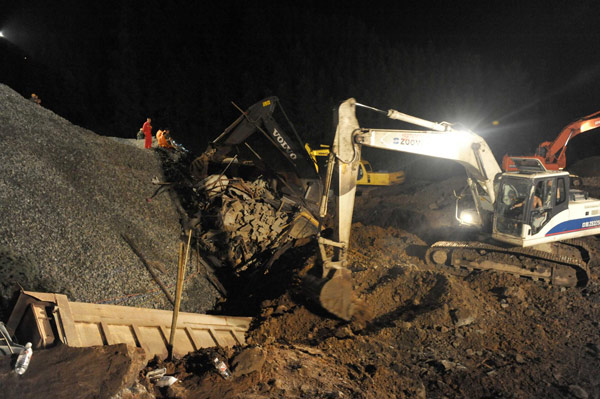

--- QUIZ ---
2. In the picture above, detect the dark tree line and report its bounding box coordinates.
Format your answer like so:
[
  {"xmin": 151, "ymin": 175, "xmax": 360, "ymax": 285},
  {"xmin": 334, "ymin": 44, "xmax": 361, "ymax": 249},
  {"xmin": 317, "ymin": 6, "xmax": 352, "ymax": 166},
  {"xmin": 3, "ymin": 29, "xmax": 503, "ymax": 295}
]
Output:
[{"xmin": 3, "ymin": 2, "xmax": 544, "ymax": 160}]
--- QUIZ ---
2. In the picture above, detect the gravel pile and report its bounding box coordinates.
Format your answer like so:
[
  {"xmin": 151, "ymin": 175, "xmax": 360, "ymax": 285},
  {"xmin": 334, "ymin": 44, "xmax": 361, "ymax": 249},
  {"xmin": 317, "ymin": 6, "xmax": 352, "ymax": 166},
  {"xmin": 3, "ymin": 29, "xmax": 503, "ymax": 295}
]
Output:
[{"xmin": 0, "ymin": 83, "xmax": 220, "ymax": 315}]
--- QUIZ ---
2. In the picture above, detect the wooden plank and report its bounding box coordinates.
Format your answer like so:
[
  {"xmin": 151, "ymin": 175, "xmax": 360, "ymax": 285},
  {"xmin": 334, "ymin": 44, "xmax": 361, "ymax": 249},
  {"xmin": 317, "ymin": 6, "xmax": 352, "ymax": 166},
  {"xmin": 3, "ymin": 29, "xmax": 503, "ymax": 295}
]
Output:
[
  {"xmin": 107, "ymin": 324, "xmax": 137, "ymax": 347},
  {"xmin": 12, "ymin": 303, "xmax": 44, "ymax": 349},
  {"xmin": 55, "ymin": 294, "xmax": 82, "ymax": 347},
  {"xmin": 22, "ymin": 291, "xmax": 58, "ymax": 302},
  {"xmin": 191, "ymin": 328, "xmax": 220, "ymax": 348},
  {"xmin": 68, "ymin": 302, "xmax": 233, "ymax": 326},
  {"xmin": 224, "ymin": 316, "xmax": 252, "ymax": 330},
  {"xmin": 159, "ymin": 325, "xmax": 170, "ymax": 344},
  {"xmin": 208, "ymin": 328, "xmax": 221, "ymax": 347},
  {"xmin": 75, "ymin": 322, "xmax": 104, "ymax": 347},
  {"xmin": 171, "ymin": 328, "xmax": 195, "ymax": 357},
  {"xmin": 212, "ymin": 329, "xmax": 238, "ymax": 347},
  {"xmin": 31, "ymin": 303, "xmax": 56, "ymax": 347},
  {"xmin": 138, "ymin": 326, "xmax": 169, "ymax": 359},
  {"xmin": 232, "ymin": 330, "xmax": 247, "ymax": 345},
  {"xmin": 51, "ymin": 306, "xmax": 66, "ymax": 344},
  {"xmin": 6, "ymin": 296, "xmax": 30, "ymax": 333}
]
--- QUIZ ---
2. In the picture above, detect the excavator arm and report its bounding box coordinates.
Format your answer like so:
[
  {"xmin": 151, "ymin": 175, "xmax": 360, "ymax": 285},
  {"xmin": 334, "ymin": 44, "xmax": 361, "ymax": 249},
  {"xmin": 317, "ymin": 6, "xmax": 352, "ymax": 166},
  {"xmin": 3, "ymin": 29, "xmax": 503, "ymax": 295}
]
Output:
[
  {"xmin": 318, "ymin": 98, "xmax": 502, "ymax": 320},
  {"xmin": 355, "ymin": 126, "xmax": 500, "ymax": 208},
  {"xmin": 502, "ymin": 109, "xmax": 600, "ymax": 171},
  {"xmin": 538, "ymin": 109, "xmax": 600, "ymax": 169},
  {"xmin": 325, "ymin": 98, "xmax": 501, "ymax": 265}
]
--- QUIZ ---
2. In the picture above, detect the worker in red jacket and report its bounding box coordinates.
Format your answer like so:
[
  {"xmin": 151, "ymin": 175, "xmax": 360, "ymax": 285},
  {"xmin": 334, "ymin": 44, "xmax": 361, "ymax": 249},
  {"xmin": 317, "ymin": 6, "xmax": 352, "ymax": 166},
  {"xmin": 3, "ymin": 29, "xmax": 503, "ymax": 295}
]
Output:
[{"xmin": 142, "ymin": 118, "xmax": 153, "ymax": 149}]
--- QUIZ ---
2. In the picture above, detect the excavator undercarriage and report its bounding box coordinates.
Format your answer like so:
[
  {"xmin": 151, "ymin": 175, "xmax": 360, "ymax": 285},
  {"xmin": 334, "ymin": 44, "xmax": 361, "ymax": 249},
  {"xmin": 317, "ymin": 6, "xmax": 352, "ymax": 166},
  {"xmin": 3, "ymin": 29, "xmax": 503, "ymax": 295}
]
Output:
[{"xmin": 425, "ymin": 240, "xmax": 591, "ymax": 287}]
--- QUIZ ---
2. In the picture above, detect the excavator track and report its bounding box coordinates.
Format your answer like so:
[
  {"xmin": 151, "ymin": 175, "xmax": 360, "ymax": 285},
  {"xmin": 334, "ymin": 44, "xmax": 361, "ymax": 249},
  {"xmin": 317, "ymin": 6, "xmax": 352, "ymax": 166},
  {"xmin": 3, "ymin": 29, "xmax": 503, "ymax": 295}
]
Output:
[{"xmin": 425, "ymin": 240, "xmax": 590, "ymax": 287}]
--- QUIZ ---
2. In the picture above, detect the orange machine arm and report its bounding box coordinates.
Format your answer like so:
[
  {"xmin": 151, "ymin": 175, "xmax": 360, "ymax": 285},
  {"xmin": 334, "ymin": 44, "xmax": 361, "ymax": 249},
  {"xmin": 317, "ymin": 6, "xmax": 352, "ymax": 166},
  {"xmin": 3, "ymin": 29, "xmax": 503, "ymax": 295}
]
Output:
[
  {"xmin": 536, "ymin": 109, "xmax": 600, "ymax": 169},
  {"xmin": 503, "ymin": 109, "xmax": 600, "ymax": 171}
]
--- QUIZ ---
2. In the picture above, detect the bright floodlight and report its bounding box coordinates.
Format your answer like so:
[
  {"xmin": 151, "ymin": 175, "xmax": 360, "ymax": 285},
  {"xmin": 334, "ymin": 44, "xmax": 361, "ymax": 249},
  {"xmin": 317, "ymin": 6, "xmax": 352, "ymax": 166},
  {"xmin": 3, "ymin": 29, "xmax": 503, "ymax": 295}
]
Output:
[
  {"xmin": 0, "ymin": 31, "xmax": 4, "ymax": 38},
  {"xmin": 458, "ymin": 210, "xmax": 482, "ymax": 227}
]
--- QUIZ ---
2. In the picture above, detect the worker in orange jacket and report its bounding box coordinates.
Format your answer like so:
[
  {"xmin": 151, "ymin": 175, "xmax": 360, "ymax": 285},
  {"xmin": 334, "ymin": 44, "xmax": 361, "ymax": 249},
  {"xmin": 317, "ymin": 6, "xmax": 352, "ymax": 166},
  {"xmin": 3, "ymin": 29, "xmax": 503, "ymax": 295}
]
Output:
[
  {"xmin": 157, "ymin": 129, "xmax": 175, "ymax": 149},
  {"xmin": 142, "ymin": 118, "xmax": 152, "ymax": 149}
]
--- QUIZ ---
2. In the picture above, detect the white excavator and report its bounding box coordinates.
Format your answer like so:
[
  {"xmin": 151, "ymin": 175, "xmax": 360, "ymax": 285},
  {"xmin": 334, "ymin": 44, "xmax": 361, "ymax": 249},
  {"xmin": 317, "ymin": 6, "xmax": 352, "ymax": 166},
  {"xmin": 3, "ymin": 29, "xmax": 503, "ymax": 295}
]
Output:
[{"xmin": 318, "ymin": 98, "xmax": 600, "ymax": 320}]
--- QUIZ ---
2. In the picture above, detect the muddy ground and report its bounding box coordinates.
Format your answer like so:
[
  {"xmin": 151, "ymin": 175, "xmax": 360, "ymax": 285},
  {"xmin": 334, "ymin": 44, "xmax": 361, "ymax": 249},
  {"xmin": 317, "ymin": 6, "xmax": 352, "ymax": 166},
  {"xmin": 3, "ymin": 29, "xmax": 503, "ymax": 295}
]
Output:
[
  {"xmin": 154, "ymin": 171, "xmax": 600, "ymax": 399},
  {"xmin": 127, "ymin": 160, "xmax": 600, "ymax": 399},
  {"xmin": 2, "ymin": 80, "xmax": 600, "ymax": 398}
]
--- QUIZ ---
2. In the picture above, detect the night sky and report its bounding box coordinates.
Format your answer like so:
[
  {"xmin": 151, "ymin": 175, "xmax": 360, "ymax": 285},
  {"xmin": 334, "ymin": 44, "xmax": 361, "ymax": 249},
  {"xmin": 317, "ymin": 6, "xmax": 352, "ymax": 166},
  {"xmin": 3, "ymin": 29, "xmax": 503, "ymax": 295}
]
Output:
[{"xmin": 1, "ymin": 1, "xmax": 599, "ymax": 163}]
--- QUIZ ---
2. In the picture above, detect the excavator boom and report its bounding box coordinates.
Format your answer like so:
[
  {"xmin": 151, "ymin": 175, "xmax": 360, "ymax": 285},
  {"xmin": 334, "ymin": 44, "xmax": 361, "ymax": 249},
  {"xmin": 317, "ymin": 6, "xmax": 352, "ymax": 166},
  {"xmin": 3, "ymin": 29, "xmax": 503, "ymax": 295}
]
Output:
[
  {"xmin": 502, "ymin": 109, "xmax": 600, "ymax": 171},
  {"xmin": 326, "ymin": 98, "xmax": 501, "ymax": 256},
  {"xmin": 318, "ymin": 98, "xmax": 504, "ymax": 320}
]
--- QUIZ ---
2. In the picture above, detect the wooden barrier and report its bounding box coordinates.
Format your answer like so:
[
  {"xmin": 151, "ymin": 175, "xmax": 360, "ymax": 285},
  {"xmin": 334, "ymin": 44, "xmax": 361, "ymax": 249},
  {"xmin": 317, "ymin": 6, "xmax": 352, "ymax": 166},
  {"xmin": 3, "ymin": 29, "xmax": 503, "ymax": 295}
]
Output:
[{"xmin": 7, "ymin": 291, "xmax": 251, "ymax": 359}]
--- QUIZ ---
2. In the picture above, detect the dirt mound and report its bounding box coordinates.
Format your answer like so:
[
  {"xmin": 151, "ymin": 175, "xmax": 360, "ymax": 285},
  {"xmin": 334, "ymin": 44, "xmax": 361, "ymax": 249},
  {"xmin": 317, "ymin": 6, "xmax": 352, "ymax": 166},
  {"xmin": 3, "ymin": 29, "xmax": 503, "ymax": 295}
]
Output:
[
  {"xmin": 0, "ymin": 343, "xmax": 146, "ymax": 399},
  {"xmin": 156, "ymin": 174, "xmax": 600, "ymax": 398},
  {"xmin": 143, "ymin": 212, "xmax": 600, "ymax": 398}
]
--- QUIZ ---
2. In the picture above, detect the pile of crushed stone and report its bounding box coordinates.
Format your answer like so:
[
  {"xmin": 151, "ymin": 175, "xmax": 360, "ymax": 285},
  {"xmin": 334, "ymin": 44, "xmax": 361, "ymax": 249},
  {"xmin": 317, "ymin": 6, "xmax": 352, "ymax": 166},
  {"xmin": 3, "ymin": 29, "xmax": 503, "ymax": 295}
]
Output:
[{"xmin": 0, "ymin": 83, "xmax": 220, "ymax": 316}]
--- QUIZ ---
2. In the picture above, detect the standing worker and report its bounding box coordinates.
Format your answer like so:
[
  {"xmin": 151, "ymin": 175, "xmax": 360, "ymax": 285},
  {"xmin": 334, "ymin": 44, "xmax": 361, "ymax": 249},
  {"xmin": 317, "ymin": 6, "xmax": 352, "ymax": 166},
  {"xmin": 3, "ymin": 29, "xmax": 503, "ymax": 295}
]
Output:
[{"xmin": 142, "ymin": 117, "xmax": 153, "ymax": 149}]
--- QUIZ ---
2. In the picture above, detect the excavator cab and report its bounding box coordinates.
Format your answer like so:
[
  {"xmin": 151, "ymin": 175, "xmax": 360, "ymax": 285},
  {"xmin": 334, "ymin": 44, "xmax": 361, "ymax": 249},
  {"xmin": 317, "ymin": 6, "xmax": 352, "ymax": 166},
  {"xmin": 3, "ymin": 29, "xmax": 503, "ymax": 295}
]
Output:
[
  {"xmin": 495, "ymin": 176, "xmax": 548, "ymax": 236},
  {"xmin": 529, "ymin": 177, "xmax": 568, "ymax": 233},
  {"xmin": 494, "ymin": 169, "xmax": 570, "ymax": 244},
  {"xmin": 494, "ymin": 157, "xmax": 571, "ymax": 244}
]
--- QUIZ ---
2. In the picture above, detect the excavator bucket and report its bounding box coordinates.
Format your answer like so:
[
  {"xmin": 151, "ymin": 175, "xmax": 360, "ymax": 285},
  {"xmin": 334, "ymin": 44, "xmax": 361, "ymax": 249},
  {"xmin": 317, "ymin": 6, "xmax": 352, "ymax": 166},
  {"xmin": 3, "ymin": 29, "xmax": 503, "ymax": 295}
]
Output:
[
  {"xmin": 191, "ymin": 96, "xmax": 323, "ymax": 214},
  {"xmin": 318, "ymin": 269, "xmax": 355, "ymax": 321}
]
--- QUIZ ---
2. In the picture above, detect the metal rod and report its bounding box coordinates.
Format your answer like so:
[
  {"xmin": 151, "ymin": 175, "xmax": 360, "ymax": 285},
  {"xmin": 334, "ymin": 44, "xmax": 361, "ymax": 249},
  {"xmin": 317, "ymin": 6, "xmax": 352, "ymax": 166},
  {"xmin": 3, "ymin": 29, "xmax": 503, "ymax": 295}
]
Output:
[
  {"xmin": 231, "ymin": 100, "xmax": 245, "ymax": 115},
  {"xmin": 244, "ymin": 142, "xmax": 263, "ymax": 160},
  {"xmin": 355, "ymin": 102, "xmax": 386, "ymax": 114},
  {"xmin": 0, "ymin": 326, "xmax": 14, "ymax": 354}
]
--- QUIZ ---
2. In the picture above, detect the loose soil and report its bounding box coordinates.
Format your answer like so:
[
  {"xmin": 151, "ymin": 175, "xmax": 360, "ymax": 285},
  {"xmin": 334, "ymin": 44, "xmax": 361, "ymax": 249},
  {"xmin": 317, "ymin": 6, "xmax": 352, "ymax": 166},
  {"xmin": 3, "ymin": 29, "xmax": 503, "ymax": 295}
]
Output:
[
  {"xmin": 145, "ymin": 162, "xmax": 600, "ymax": 399},
  {"xmin": 165, "ymin": 223, "xmax": 600, "ymax": 398}
]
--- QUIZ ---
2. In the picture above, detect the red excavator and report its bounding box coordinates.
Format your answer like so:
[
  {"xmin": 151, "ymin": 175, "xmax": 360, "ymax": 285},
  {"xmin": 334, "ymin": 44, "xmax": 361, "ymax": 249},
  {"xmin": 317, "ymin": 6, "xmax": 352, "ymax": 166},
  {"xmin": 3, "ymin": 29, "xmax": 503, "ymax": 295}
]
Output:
[{"xmin": 502, "ymin": 110, "xmax": 600, "ymax": 171}]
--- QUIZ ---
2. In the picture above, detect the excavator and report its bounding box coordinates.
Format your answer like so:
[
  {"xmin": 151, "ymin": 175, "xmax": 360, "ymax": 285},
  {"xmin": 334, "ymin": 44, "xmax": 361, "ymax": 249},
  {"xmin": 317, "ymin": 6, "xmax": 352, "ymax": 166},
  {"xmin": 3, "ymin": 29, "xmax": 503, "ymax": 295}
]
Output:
[
  {"xmin": 317, "ymin": 98, "xmax": 600, "ymax": 320},
  {"xmin": 306, "ymin": 144, "xmax": 406, "ymax": 186},
  {"xmin": 502, "ymin": 109, "xmax": 600, "ymax": 171}
]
